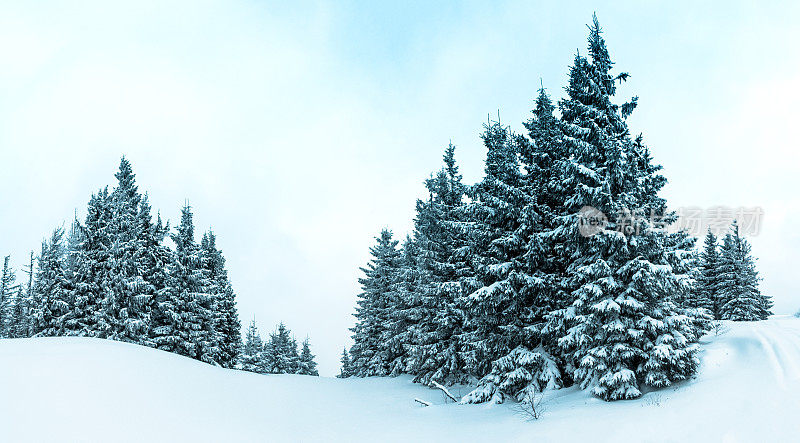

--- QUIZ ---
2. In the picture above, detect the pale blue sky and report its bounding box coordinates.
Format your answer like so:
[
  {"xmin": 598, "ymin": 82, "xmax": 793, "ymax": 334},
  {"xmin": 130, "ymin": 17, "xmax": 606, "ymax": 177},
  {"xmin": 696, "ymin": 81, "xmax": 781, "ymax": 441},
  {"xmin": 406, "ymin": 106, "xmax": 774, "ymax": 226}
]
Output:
[{"xmin": 1, "ymin": 1, "xmax": 799, "ymax": 375}]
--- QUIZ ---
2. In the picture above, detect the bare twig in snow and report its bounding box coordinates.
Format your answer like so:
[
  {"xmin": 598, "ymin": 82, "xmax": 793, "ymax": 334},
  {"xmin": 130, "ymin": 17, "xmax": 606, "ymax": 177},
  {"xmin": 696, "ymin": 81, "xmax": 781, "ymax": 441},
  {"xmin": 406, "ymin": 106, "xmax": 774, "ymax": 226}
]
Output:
[
  {"xmin": 514, "ymin": 390, "xmax": 546, "ymax": 421},
  {"xmin": 711, "ymin": 320, "xmax": 729, "ymax": 337}
]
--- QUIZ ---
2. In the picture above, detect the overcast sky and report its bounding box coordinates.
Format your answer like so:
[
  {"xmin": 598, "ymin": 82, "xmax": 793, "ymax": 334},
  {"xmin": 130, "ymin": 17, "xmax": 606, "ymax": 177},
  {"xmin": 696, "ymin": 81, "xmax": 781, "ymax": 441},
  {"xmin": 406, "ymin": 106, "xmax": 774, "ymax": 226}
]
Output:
[{"xmin": 1, "ymin": 1, "xmax": 799, "ymax": 375}]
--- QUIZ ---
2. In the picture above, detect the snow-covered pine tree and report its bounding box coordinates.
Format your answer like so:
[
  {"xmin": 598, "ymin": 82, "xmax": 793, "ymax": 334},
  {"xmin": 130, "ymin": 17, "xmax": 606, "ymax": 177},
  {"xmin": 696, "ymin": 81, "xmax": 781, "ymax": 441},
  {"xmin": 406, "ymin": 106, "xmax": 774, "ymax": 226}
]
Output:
[
  {"xmin": 9, "ymin": 287, "xmax": 29, "ymax": 338},
  {"xmin": 157, "ymin": 205, "xmax": 219, "ymax": 363},
  {"xmin": 349, "ymin": 229, "xmax": 405, "ymax": 376},
  {"xmin": 548, "ymin": 15, "xmax": 702, "ymax": 401},
  {"xmin": 65, "ymin": 215, "xmax": 84, "ymax": 279},
  {"xmin": 30, "ymin": 228, "xmax": 72, "ymax": 337},
  {"xmin": 403, "ymin": 144, "xmax": 473, "ymax": 385},
  {"xmin": 106, "ymin": 157, "xmax": 151, "ymax": 343},
  {"xmin": 298, "ymin": 338, "xmax": 319, "ymax": 376},
  {"xmin": 631, "ymin": 136, "xmax": 711, "ymax": 337},
  {"xmin": 381, "ymin": 235, "xmax": 419, "ymax": 376},
  {"xmin": 458, "ymin": 120, "xmax": 529, "ymax": 396},
  {"xmin": 263, "ymin": 322, "xmax": 301, "ymax": 374},
  {"xmin": 718, "ymin": 221, "xmax": 771, "ymax": 321},
  {"xmin": 0, "ymin": 255, "xmax": 19, "ymax": 337},
  {"xmin": 462, "ymin": 88, "xmax": 569, "ymax": 404},
  {"xmin": 136, "ymin": 198, "xmax": 174, "ymax": 349},
  {"xmin": 517, "ymin": 86, "xmax": 577, "ymax": 385},
  {"xmin": 200, "ymin": 230, "xmax": 242, "ymax": 368},
  {"xmin": 285, "ymin": 335, "xmax": 300, "ymax": 374},
  {"xmin": 696, "ymin": 229, "xmax": 721, "ymax": 317},
  {"xmin": 241, "ymin": 319, "xmax": 266, "ymax": 373},
  {"xmin": 60, "ymin": 215, "xmax": 85, "ymax": 334},
  {"xmin": 9, "ymin": 251, "xmax": 35, "ymax": 338},
  {"xmin": 70, "ymin": 188, "xmax": 114, "ymax": 337},
  {"xmin": 337, "ymin": 347, "xmax": 352, "ymax": 378},
  {"xmin": 663, "ymin": 228, "xmax": 712, "ymax": 343}
]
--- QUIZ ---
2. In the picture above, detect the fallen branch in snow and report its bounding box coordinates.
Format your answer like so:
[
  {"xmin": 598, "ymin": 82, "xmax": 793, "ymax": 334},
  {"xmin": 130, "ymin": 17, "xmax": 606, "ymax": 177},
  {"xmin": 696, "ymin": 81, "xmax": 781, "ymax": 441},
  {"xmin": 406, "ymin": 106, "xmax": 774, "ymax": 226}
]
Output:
[
  {"xmin": 414, "ymin": 398, "xmax": 431, "ymax": 407},
  {"xmin": 431, "ymin": 380, "xmax": 458, "ymax": 403}
]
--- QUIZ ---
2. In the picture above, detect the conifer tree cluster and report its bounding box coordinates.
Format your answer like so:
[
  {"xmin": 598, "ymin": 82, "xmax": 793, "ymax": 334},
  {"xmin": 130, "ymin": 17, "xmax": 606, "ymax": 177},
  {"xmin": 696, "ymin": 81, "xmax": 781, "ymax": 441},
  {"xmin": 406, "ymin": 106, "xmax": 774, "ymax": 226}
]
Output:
[
  {"xmin": 240, "ymin": 319, "xmax": 318, "ymax": 376},
  {"xmin": 0, "ymin": 158, "xmax": 244, "ymax": 368},
  {"xmin": 695, "ymin": 222, "xmax": 771, "ymax": 321},
  {"xmin": 346, "ymin": 15, "xmax": 723, "ymax": 401}
]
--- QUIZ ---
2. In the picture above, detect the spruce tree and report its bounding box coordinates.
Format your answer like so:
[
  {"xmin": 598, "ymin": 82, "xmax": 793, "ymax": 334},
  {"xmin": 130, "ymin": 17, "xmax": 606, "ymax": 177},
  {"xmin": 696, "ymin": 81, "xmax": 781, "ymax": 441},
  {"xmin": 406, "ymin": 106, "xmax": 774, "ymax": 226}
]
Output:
[
  {"xmin": 155, "ymin": 205, "xmax": 219, "ymax": 363},
  {"xmin": 65, "ymin": 216, "xmax": 84, "ymax": 279},
  {"xmin": 30, "ymin": 228, "xmax": 72, "ymax": 336},
  {"xmin": 200, "ymin": 230, "xmax": 242, "ymax": 368},
  {"xmin": 241, "ymin": 319, "xmax": 266, "ymax": 373},
  {"xmin": 243, "ymin": 319, "xmax": 265, "ymax": 373},
  {"xmin": 403, "ymin": 144, "xmax": 473, "ymax": 385},
  {"xmin": 547, "ymin": 15, "xmax": 702, "ymax": 401},
  {"xmin": 9, "ymin": 252, "xmax": 35, "ymax": 338},
  {"xmin": 0, "ymin": 255, "xmax": 18, "ymax": 337},
  {"xmin": 144, "ymin": 209, "xmax": 177, "ymax": 348},
  {"xmin": 718, "ymin": 221, "xmax": 771, "ymax": 321},
  {"xmin": 298, "ymin": 338, "xmax": 319, "ymax": 376},
  {"xmin": 461, "ymin": 120, "xmax": 543, "ymax": 404},
  {"xmin": 264, "ymin": 322, "xmax": 300, "ymax": 374},
  {"xmin": 696, "ymin": 229, "xmax": 721, "ymax": 317},
  {"xmin": 107, "ymin": 157, "xmax": 151, "ymax": 343},
  {"xmin": 9, "ymin": 288, "xmax": 29, "ymax": 338},
  {"xmin": 462, "ymin": 88, "xmax": 570, "ymax": 403},
  {"xmin": 458, "ymin": 120, "xmax": 528, "ymax": 384},
  {"xmin": 349, "ymin": 229, "xmax": 405, "ymax": 376},
  {"xmin": 462, "ymin": 87, "xmax": 569, "ymax": 402},
  {"xmin": 70, "ymin": 188, "xmax": 114, "ymax": 336},
  {"xmin": 385, "ymin": 235, "xmax": 420, "ymax": 376},
  {"xmin": 338, "ymin": 347, "xmax": 352, "ymax": 378},
  {"xmin": 665, "ymin": 228, "xmax": 712, "ymax": 342}
]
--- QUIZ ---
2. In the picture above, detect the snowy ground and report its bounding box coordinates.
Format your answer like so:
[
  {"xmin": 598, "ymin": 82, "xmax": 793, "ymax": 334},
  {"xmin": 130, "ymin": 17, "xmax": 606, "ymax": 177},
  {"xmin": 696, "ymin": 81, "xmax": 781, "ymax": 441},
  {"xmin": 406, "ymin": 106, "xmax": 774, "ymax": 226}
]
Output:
[{"xmin": 3, "ymin": 318, "xmax": 800, "ymax": 442}]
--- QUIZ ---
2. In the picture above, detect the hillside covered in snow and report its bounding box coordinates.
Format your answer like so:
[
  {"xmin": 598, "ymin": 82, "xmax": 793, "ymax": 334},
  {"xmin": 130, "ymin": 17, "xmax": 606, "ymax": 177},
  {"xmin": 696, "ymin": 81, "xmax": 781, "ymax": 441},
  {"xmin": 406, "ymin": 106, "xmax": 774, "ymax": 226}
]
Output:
[{"xmin": 2, "ymin": 317, "xmax": 800, "ymax": 442}]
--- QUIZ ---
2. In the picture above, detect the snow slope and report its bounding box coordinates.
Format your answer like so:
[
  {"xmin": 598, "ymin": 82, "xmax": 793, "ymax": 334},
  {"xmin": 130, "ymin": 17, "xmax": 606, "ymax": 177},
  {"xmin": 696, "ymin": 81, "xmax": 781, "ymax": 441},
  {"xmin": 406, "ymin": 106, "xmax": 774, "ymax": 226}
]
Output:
[{"xmin": 3, "ymin": 317, "xmax": 800, "ymax": 442}]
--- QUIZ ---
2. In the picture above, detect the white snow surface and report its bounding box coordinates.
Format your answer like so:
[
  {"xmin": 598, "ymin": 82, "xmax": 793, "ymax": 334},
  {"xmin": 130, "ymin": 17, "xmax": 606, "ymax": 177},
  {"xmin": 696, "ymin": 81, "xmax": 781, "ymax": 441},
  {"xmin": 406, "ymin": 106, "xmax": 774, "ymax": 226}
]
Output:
[{"xmin": 3, "ymin": 317, "xmax": 800, "ymax": 442}]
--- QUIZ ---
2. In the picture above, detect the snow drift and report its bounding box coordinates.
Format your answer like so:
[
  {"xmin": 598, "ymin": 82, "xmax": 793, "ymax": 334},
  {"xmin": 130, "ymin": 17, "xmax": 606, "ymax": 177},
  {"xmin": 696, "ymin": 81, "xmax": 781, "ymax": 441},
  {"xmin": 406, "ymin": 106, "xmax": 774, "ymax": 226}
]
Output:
[{"xmin": 3, "ymin": 317, "xmax": 800, "ymax": 442}]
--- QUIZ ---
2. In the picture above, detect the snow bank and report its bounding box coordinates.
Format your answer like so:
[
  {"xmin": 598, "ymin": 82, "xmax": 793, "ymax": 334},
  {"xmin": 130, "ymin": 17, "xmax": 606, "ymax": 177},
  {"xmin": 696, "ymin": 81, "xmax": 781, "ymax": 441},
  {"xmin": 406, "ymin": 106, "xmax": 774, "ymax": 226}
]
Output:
[{"xmin": 3, "ymin": 317, "xmax": 800, "ymax": 442}]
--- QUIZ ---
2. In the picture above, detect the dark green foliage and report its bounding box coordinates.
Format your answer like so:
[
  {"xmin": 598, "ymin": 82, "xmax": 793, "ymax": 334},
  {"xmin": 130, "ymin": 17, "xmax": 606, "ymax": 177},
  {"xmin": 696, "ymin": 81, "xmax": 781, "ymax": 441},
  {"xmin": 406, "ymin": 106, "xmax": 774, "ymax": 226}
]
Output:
[
  {"xmin": 350, "ymin": 14, "xmax": 719, "ymax": 403},
  {"xmin": 548, "ymin": 15, "xmax": 701, "ymax": 401},
  {"xmin": 241, "ymin": 319, "xmax": 266, "ymax": 373},
  {"xmin": 200, "ymin": 231, "xmax": 242, "ymax": 368},
  {"xmin": 10, "ymin": 158, "xmax": 259, "ymax": 371},
  {"xmin": 403, "ymin": 144, "xmax": 473, "ymax": 385},
  {"xmin": 155, "ymin": 205, "xmax": 219, "ymax": 363},
  {"xmin": 30, "ymin": 228, "xmax": 71, "ymax": 337},
  {"xmin": 349, "ymin": 229, "xmax": 405, "ymax": 376},
  {"xmin": 70, "ymin": 188, "xmax": 114, "ymax": 336},
  {"xmin": 107, "ymin": 157, "xmax": 151, "ymax": 342},
  {"xmin": 338, "ymin": 347, "xmax": 352, "ymax": 378},
  {"xmin": 0, "ymin": 256, "xmax": 19, "ymax": 337},
  {"xmin": 264, "ymin": 322, "xmax": 299, "ymax": 374},
  {"xmin": 718, "ymin": 221, "xmax": 771, "ymax": 321},
  {"xmin": 8, "ymin": 252, "xmax": 35, "ymax": 338},
  {"xmin": 695, "ymin": 230, "xmax": 721, "ymax": 316},
  {"xmin": 239, "ymin": 320, "xmax": 317, "ymax": 376},
  {"xmin": 298, "ymin": 338, "xmax": 319, "ymax": 376}
]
